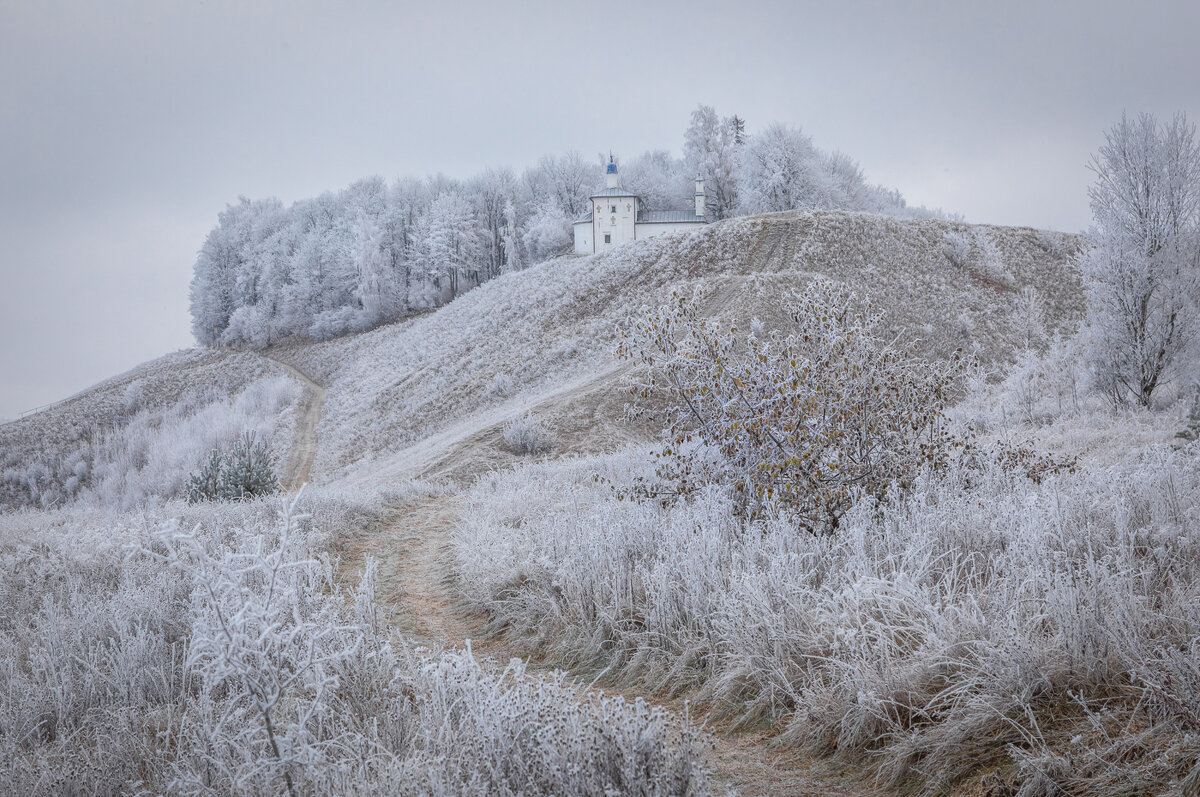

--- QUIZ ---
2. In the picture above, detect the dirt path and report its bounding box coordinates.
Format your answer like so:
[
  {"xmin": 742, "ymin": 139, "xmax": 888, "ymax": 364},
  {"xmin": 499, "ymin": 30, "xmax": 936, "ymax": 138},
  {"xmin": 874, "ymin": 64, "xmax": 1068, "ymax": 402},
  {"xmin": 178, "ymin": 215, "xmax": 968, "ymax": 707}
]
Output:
[
  {"xmin": 260, "ymin": 355, "xmax": 325, "ymax": 491},
  {"xmin": 258, "ymin": 262, "xmax": 874, "ymax": 793},
  {"xmin": 353, "ymin": 486, "xmax": 873, "ymax": 796},
  {"xmin": 336, "ymin": 364, "xmax": 877, "ymax": 796}
]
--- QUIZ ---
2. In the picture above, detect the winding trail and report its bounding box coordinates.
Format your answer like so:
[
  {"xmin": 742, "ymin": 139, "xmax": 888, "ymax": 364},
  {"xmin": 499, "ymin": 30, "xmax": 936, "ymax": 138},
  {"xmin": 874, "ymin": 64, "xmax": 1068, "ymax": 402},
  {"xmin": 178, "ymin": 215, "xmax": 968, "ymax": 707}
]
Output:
[
  {"xmin": 258, "ymin": 235, "xmax": 877, "ymax": 793},
  {"xmin": 358, "ymin": 489, "xmax": 872, "ymax": 796},
  {"xmin": 334, "ymin": 361, "xmax": 875, "ymax": 796},
  {"xmin": 260, "ymin": 354, "xmax": 325, "ymax": 491}
]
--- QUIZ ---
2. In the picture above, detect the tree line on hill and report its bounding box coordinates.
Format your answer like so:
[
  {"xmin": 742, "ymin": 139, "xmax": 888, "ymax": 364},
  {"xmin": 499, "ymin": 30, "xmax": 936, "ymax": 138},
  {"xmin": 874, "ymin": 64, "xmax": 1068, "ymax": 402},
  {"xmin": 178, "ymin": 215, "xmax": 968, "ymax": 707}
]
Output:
[{"xmin": 190, "ymin": 105, "xmax": 945, "ymax": 348}]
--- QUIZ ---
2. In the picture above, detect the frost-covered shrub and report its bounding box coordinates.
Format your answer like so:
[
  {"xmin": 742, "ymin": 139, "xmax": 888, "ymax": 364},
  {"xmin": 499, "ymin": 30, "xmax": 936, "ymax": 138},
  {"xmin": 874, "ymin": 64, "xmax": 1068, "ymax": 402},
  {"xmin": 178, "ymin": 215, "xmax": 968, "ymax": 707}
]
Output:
[
  {"xmin": 187, "ymin": 431, "xmax": 279, "ymax": 503},
  {"xmin": 957, "ymin": 332, "xmax": 1097, "ymax": 433},
  {"xmin": 0, "ymin": 497, "xmax": 709, "ymax": 795},
  {"xmin": 187, "ymin": 448, "xmax": 225, "ymax": 503},
  {"xmin": 502, "ymin": 412, "xmax": 556, "ymax": 455},
  {"xmin": 122, "ymin": 379, "xmax": 145, "ymax": 414},
  {"xmin": 974, "ymin": 228, "xmax": 1015, "ymax": 286},
  {"xmin": 942, "ymin": 231, "xmax": 971, "ymax": 268},
  {"xmin": 1035, "ymin": 228, "xmax": 1068, "ymax": 257},
  {"xmin": 454, "ymin": 438, "xmax": 1200, "ymax": 793},
  {"xmin": 618, "ymin": 281, "xmax": 968, "ymax": 532},
  {"xmin": 487, "ymin": 371, "xmax": 515, "ymax": 399},
  {"xmin": 218, "ymin": 430, "xmax": 279, "ymax": 500}
]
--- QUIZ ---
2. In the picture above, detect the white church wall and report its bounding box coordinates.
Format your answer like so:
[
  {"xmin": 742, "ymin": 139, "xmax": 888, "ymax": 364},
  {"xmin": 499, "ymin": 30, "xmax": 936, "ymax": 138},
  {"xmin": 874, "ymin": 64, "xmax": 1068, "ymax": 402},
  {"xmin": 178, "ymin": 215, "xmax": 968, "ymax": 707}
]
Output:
[
  {"xmin": 635, "ymin": 221, "xmax": 705, "ymax": 242},
  {"xmin": 592, "ymin": 195, "xmax": 638, "ymax": 253},
  {"xmin": 573, "ymin": 222, "xmax": 592, "ymax": 254}
]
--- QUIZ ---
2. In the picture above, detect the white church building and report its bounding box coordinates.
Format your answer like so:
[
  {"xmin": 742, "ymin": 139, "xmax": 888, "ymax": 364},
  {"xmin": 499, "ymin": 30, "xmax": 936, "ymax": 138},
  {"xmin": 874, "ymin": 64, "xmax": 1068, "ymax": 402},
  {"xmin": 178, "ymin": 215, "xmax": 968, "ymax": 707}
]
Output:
[{"xmin": 573, "ymin": 157, "xmax": 707, "ymax": 254}]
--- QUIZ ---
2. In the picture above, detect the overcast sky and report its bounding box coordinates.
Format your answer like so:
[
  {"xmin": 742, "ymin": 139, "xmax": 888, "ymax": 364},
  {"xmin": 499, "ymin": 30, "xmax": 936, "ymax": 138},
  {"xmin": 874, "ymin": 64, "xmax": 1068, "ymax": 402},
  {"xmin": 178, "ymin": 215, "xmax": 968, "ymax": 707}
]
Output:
[{"xmin": 2, "ymin": 0, "xmax": 1198, "ymax": 419}]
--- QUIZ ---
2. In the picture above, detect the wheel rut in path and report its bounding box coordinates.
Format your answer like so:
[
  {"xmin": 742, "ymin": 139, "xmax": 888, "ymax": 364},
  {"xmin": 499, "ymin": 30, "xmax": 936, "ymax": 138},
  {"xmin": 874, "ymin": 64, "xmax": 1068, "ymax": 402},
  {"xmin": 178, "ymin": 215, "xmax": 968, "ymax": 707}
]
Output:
[{"xmin": 260, "ymin": 354, "xmax": 325, "ymax": 491}]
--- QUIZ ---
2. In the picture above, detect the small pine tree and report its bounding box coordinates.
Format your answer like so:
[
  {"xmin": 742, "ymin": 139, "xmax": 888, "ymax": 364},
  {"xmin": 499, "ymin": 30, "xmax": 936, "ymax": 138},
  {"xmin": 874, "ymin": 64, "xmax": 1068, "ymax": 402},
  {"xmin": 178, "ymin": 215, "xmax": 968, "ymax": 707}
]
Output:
[
  {"xmin": 218, "ymin": 431, "xmax": 279, "ymax": 501},
  {"xmin": 187, "ymin": 449, "xmax": 224, "ymax": 504}
]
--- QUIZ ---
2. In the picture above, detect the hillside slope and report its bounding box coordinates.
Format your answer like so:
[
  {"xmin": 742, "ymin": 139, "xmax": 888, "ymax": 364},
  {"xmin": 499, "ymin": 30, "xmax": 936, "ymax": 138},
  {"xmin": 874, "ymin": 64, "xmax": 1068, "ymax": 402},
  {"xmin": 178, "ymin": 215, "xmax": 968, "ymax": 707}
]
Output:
[
  {"xmin": 0, "ymin": 210, "xmax": 1103, "ymax": 795},
  {"xmin": 268, "ymin": 210, "xmax": 1082, "ymax": 486},
  {"xmin": 0, "ymin": 349, "xmax": 303, "ymax": 509},
  {"xmin": 2, "ymin": 211, "xmax": 1081, "ymax": 511}
]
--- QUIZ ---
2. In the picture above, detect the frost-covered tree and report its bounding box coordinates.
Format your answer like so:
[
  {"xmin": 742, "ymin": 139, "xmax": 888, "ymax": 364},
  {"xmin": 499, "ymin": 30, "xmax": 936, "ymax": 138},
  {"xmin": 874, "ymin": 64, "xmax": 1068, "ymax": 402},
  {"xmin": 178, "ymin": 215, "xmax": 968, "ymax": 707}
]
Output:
[
  {"xmin": 729, "ymin": 114, "xmax": 746, "ymax": 145},
  {"xmin": 409, "ymin": 192, "xmax": 481, "ymax": 306},
  {"xmin": 524, "ymin": 152, "xmax": 595, "ymax": 219},
  {"xmin": 521, "ymin": 195, "xmax": 573, "ymax": 264},
  {"xmin": 684, "ymin": 105, "xmax": 742, "ymax": 219},
  {"xmin": 469, "ymin": 167, "xmax": 516, "ymax": 282},
  {"xmin": 1083, "ymin": 112, "xmax": 1200, "ymax": 406},
  {"xmin": 353, "ymin": 212, "xmax": 398, "ymax": 327},
  {"xmin": 737, "ymin": 123, "xmax": 829, "ymax": 214},
  {"xmin": 190, "ymin": 198, "xmax": 278, "ymax": 346},
  {"xmin": 617, "ymin": 150, "xmax": 691, "ymax": 211},
  {"xmin": 500, "ymin": 197, "xmax": 523, "ymax": 273},
  {"xmin": 618, "ymin": 281, "xmax": 969, "ymax": 533}
]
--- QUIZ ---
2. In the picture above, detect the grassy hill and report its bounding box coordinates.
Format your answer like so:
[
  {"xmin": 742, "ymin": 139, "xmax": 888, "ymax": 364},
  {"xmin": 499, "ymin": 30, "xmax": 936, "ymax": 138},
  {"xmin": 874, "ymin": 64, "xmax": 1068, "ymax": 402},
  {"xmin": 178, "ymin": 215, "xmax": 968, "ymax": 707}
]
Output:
[
  {"xmin": 14, "ymin": 210, "xmax": 1162, "ymax": 796},
  {"xmin": 3, "ymin": 209, "xmax": 1082, "ymax": 511},
  {"xmin": 267, "ymin": 210, "xmax": 1082, "ymax": 485}
]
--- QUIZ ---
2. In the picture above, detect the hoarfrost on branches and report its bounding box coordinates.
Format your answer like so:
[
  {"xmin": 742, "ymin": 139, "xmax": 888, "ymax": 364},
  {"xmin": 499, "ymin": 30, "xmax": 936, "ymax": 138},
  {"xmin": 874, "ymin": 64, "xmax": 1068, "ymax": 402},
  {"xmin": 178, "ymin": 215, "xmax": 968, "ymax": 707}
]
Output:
[
  {"xmin": 618, "ymin": 280, "xmax": 969, "ymax": 532},
  {"xmin": 1083, "ymin": 111, "xmax": 1200, "ymax": 407}
]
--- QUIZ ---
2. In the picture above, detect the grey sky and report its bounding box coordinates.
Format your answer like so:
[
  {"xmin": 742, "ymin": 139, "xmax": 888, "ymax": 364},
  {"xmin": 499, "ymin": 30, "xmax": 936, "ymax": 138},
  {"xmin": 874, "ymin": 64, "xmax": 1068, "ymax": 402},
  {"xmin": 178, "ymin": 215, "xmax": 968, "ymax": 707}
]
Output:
[{"xmin": 2, "ymin": 0, "xmax": 1198, "ymax": 419}]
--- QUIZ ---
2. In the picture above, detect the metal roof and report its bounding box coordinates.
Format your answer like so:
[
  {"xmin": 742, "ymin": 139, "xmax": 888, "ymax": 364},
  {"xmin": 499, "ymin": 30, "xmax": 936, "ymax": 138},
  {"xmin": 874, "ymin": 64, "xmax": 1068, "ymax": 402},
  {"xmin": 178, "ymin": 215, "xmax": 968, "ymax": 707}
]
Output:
[
  {"xmin": 589, "ymin": 187, "xmax": 640, "ymax": 198},
  {"xmin": 574, "ymin": 209, "xmax": 708, "ymax": 225},
  {"xmin": 636, "ymin": 210, "xmax": 706, "ymax": 224}
]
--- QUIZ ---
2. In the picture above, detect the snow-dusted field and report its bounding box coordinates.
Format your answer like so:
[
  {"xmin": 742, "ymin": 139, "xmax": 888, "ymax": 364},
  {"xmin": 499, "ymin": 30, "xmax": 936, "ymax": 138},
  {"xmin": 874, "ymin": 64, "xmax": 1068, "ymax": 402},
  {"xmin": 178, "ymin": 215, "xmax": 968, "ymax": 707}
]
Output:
[{"xmin": 0, "ymin": 491, "xmax": 705, "ymax": 795}]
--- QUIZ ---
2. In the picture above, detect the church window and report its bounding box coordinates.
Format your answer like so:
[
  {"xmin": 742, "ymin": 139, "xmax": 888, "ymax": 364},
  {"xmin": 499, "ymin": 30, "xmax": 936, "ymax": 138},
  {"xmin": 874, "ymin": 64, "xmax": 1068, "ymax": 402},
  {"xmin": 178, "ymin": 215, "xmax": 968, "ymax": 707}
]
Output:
[
  {"xmin": 610, "ymin": 204, "xmax": 617, "ymax": 213},
  {"xmin": 604, "ymin": 233, "xmax": 611, "ymax": 244}
]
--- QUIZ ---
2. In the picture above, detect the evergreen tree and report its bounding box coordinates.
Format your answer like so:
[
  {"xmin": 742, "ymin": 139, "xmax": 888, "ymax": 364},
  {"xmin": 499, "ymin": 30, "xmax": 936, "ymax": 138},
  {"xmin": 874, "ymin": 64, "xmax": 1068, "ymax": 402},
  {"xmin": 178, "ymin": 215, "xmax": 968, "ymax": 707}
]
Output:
[{"xmin": 186, "ymin": 449, "xmax": 225, "ymax": 504}]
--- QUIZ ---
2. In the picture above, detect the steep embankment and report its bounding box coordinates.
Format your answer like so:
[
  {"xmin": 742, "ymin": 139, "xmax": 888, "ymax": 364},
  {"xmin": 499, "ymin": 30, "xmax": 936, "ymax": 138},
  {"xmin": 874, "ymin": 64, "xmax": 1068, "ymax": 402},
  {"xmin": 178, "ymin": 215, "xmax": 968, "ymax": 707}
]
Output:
[{"xmin": 274, "ymin": 210, "xmax": 1081, "ymax": 487}]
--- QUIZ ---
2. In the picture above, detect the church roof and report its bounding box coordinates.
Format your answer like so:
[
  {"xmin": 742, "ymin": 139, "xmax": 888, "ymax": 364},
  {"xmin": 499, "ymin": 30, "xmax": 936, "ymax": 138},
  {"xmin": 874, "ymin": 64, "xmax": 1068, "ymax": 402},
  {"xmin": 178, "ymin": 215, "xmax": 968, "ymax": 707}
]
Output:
[
  {"xmin": 590, "ymin": 187, "xmax": 640, "ymax": 198},
  {"xmin": 573, "ymin": 208, "xmax": 707, "ymax": 225},
  {"xmin": 637, "ymin": 209, "xmax": 706, "ymax": 223}
]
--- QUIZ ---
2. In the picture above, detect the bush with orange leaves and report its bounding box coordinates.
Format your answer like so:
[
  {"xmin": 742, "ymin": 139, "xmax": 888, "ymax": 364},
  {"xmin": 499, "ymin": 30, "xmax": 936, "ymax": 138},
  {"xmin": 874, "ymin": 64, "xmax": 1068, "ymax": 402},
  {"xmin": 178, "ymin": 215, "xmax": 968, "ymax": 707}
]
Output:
[{"xmin": 617, "ymin": 280, "xmax": 971, "ymax": 533}]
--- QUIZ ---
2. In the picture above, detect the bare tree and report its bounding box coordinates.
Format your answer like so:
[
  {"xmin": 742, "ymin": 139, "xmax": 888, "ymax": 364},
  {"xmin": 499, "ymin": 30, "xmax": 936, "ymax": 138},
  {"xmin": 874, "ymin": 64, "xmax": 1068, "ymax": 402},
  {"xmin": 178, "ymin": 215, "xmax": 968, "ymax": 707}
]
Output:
[{"xmin": 1083, "ymin": 112, "xmax": 1200, "ymax": 407}]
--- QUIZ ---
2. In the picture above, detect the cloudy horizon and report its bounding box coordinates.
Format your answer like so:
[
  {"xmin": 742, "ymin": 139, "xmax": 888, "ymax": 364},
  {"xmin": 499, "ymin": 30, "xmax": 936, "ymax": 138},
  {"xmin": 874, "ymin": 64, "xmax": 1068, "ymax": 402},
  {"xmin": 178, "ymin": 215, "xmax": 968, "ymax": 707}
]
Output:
[{"xmin": 2, "ymin": 0, "xmax": 1198, "ymax": 419}]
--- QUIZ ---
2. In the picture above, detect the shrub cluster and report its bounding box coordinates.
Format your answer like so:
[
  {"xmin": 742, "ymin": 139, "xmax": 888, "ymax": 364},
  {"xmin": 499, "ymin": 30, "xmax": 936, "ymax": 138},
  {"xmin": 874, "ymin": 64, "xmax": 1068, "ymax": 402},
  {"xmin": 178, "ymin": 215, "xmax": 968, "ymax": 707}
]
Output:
[
  {"xmin": 454, "ymin": 441, "xmax": 1200, "ymax": 794},
  {"xmin": 187, "ymin": 430, "xmax": 279, "ymax": 503},
  {"xmin": 618, "ymin": 280, "xmax": 969, "ymax": 532},
  {"xmin": 502, "ymin": 412, "xmax": 556, "ymax": 455},
  {"xmin": 0, "ymin": 498, "xmax": 709, "ymax": 795}
]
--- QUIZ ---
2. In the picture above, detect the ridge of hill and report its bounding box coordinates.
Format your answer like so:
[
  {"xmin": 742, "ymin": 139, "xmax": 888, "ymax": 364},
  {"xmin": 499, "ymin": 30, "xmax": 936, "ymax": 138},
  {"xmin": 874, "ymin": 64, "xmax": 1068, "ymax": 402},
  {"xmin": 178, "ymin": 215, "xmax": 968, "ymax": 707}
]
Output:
[
  {"xmin": 1, "ymin": 210, "xmax": 1081, "ymax": 511},
  {"xmin": 271, "ymin": 210, "xmax": 1082, "ymax": 486}
]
